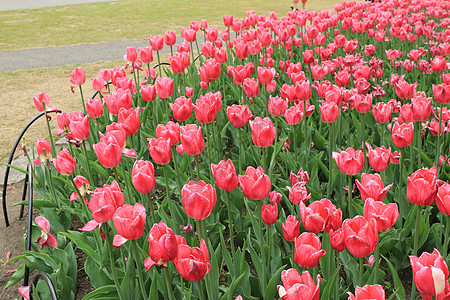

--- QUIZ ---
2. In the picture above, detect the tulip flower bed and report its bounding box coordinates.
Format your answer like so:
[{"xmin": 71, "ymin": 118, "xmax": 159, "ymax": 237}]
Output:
[{"xmin": 5, "ymin": 0, "xmax": 450, "ymax": 299}]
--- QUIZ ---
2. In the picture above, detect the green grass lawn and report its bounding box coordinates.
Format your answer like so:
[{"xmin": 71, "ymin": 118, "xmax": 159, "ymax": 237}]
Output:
[{"xmin": 0, "ymin": 0, "xmax": 345, "ymax": 51}]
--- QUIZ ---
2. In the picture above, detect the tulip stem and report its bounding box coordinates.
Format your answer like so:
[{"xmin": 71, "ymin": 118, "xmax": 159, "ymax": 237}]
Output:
[
  {"xmin": 238, "ymin": 128, "xmax": 243, "ymax": 175},
  {"xmin": 256, "ymin": 200, "xmax": 267, "ymax": 293},
  {"xmin": 156, "ymin": 50, "xmax": 162, "ymax": 78},
  {"xmin": 398, "ymin": 148, "xmax": 405, "ymax": 228},
  {"xmin": 417, "ymin": 126, "xmax": 422, "ymax": 168},
  {"xmin": 359, "ymin": 257, "xmax": 364, "ymax": 287},
  {"xmin": 131, "ymin": 239, "xmax": 149, "ymax": 300},
  {"xmin": 146, "ymin": 193, "xmax": 156, "ymax": 224},
  {"xmin": 443, "ymin": 215, "xmax": 450, "ymax": 261},
  {"xmin": 348, "ymin": 175, "xmax": 353, "ymax": 217},
  {"xmin": 373, "ymin": 244, "xmax": 380, "ymax": 283},
  {"xmin": 361, "ymin": 112, "xmax": 366, "ymax": 150},
  {"xmin": 82, "ymin": 141, "xmax": 93, "ymax": 184},
  {"xmin": 171, "ymin": 147, "xmax": 182, "ymax": 193},
  {"xmin": 328, "ymin": 122, "xmax": 335, "ymax": 197},
  {"xmin": 120, "ymin": 159, "xmax": 132, "ymax": 203},
  {"xmin": 163, "ymin": 164, "xmax": 175, "ymax": 216},
  {"xmin": 436, "ymin": 103, "xmax": 443, "ymax": 178},
  {"xmin": 195, "ymin": 155, "xmax": 201, "ymax": 181},
  {"xmin": 163, "ymin": 267, "xmax": 176, "ymax": 300},
  {"xmin": 413, "ymin": 205, "xmax": 422, "ymax": 256},
  {"xmin": 105, "ymin": 224, "xmax": 125, "ymax": 300},
  {"xmin": 267, "ymin": 224, "xmax": 272, "ymax": 273},
  {"xmin": 79, "ymin": 85, "xmax": 87, "ymax": 115},
  {"xmin": 411, "ymin": 205, "xmax": 422, "ymax": 300},
  {"xmin": 42, "ymin": 103, "xmax": 56, "ymax": 158},
  {"xmin": 226, "ymin": 191, "xmax": 235, "ymax": 259}
]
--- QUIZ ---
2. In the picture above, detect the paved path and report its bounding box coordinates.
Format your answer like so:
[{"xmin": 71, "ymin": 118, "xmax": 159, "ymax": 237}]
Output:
[
  {"xmin": 0, "ymin": 0, "xmax": 115, "ymax": 11},
  {"xmin": 0, "ymin": 37, "xmax": 186, "ymax": 72}
]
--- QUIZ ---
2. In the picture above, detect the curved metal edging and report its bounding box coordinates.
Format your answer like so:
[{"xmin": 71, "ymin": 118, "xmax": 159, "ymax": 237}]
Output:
[
  {"xmin": 30, "ymin": 271, "xmax": 58, "ymax": 300},
  {"xmin": 23, "ymin": 163, "xmax": 33, "ymax": 292},
  {"xmin": 2, "ymin": 110, "xmax": 61, "ymax": 227}
]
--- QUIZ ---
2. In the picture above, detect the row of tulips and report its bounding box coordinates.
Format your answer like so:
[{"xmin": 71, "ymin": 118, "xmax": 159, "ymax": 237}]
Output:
[{"xmin": 7, "ymin": 0, "xmax": 450, "ymax": 299}]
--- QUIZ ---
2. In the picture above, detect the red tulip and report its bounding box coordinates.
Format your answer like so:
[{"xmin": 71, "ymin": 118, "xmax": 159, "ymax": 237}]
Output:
[
  {"xmin": 93, "ymin": 138, "xmax": 122, "ymax": 169},
  {"xmin": 54, "ymin": 148, "xmax": 75, "ymax": 176},
  {"xmin": 104, "ymin": 89, "xmax": 133, "ymax": 115},
  {"xmin": 70, "ymin": 175, "xmax": 90, "ymax": 203},
  {"xmin": 330, "ymin": 228, "xmax": 346, "ymax": 252},
  {"xmin": 170, "ymin": 96, "xmax": 192, "ymax": 122},
  {"xmin": 156, "ymin": 121, "xmax": 180, "ymax": 147},
  {"xmin": 86, "ymin": 98, "xmax": 103, "ymax": 119},
  {"xmin": 407, "ymin": 167, "xmax": 438, "ymax": 206},
  {"xmin": 226, "ymin": 104, "xmax": 253, "ymax": 128},
  {"xmin": 332, "ymin": 147, "xmax": 365, "ymax": 176},
  {"xmin": 149, "ymin": 35, "xmax": 164, "ymax": 51},
  {"xmin": 269, "ymin": 191, "xmax": 282, "ymax": 205},
  {"xmin": 372, "ymin": 102, "xmax": 392, "ymax": 124},
  {"xmin": 257, "ymin": 67, "xmax": 274, "ymax": 85},
  {"xmin": 284, "ymin": 104, "xmax": 304, "ymax": 125},
  {"xmin": 391, "ymin": 121, "xmax": 414, "ymax": 148},
  {"xmin": 287, "ymin": 182, "xmax": 311, "ymax": 205},
  {"xmin": 363, "ymin": 198, "xmax": 398, "ymax": 232},
  {"xmin": 164, "ymin": 31, "xmax": 177, "ymax": 46},
  {"xmin": 342, "ymin": 215, "xmax": 378, "ymax": 258},
  {"xmin": 394, "ymin": 78, "xmax": 416, "ymax": 100},
  {"xmin": 156, "ymin": 77, "xmax": 174, "ymax": 100},
  {"xmin": 300, "ymin": 198, "xmax": 342, "ymax": 233},
  {"xmin": 399, "ymin": 104, "xmax": 414, "ymax": 123},
  {"xmin": 193, "ymin": 92, "xmax": 221, "ymax": 124},
  {"xmin": 148, "ymin": 137, "xmax": 172, "ymax": 165},
  {"xmin": 282, "ymin": 215, "xmax": 300, "ymax": 241},
  {"xmin": 211, "ymin": 159, "xmax": 239, "ymax": 191},
  {"xmin": 141, "ymin": 84, "xmax": 157, "ymax": 102},
  {"xmin": 70, "ymin": 67, "xmax": 86, "ymax": 85},
  {"xmin": 320, "ymin": 101, "xmax": 339, "ymax": 123},
  {"xmin": 89, "ymin": 181, "xmax": 125, "ymax": 223},
  {"xmin": 118, "ymin": 107, "xmax": 140, "ymax": 137},
  {"xmin": 199, "ymin": 59, "xmax": 220, "ymax": 83},
  {"xmin": 243, "ymin": 78, "xmax": 260, "ymax": 98},
  {"xmin": 33, "ymin": 92, "xmax": 49, "ymax": 112},
  {"xmin": 335, "ymin": 69, "xmax": 351, "ymax": 87},
  {"xmin": 367, "ymin": 145, "xmax": 391, "ymax": 172},
  {"xmin": 181, "ymin": 180, "xmax": 216, "ymax": 220},
  {"xmin": 36, "ymin": 138, "xmax": 52, "ymax": 162},
  {"xmin": 353, "ymin": 94, "xmax": 373, "ymax": 114},
  {"xmin": 411, "ymin": 96, "xmax": 432, "ymax": 122},
  {"xmin": 261, "ymin": 204, "xmax": 278, "ymax": 225},
  {"xmin": 294, "ymin": 232, "xmax": 326, "ymax": 268},
  {"xmin": 177, "ymin": 124, "xmax": 205, "ymax": 156},
  {"xmin": 431, "ymin": 56, "xmax": 447, "ymax": 73},
  {"xmin": 223, "ymin": 14, "xmax": 233, "ymax": 27},
  {"xmin": 410, "ymin": 249, "xmax": 449, "ymax": 298},
  {"xmin": 433, "ymin": 83, "xmax": 450, "ymax": 104},
  {"xmin": 355, "ymin": 173, "xmax": 393, "ymax": 202},
  {"xmin": 146, "ymin": 221, "xmax": 178, "ymax": 269},
  {"xmin": 347, "ymin": 284, "xmax": 385, "ymax": 300},
  {"xmin": 112, "ymin": 203, "xmax": 146, "ymax": 240},
  {"xmin": 249, "ymin": 117, "xmax": 276, "ymax": 148},
  {"xmin": 277, "ymin": 269, "xmax": 320, "ymax": 300},
  {"xmin": 132, "ymin": 160, "xmax": 155, "ymax": 194},
  {"xmin": 174, "ymin": 237, "xmax": 210, "ymax": 282},
  {"xmin": 68, "ymin": 112, "xmax": 90, "ymax": 141},
  {"xmin": 268, "ymin": 96, "xmax": 288, "ymax": 117},
  {"xmin": 35, "ymin": 216, "xmax": 58, "ymax": 249},
  {"xmin": 436, "ymin": 182, "xmax": 450, "ymax": 215},
  {"xmin": 239, "ymin": 166, "xmax": 271, "ymax": 200},
  {"xmin": 290, "ymin": 169, "xmax": 310, "ymax": 186},
  {"xmin": 125, "ymin": 47, "xmax": 137, "ymax": 63},
  {"xmin": 138, "ymin": 46, "xmax": 153, "ymax": 64}
]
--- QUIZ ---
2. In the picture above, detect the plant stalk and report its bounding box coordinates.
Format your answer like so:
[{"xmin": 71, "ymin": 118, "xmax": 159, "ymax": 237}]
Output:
[
  {"xmin": 163, "ymin": 267, "xmax": 176, "ymax": 300},
  {"xmin": 131, "ymin": 239, "xmax": 149, "ymax": 300}
]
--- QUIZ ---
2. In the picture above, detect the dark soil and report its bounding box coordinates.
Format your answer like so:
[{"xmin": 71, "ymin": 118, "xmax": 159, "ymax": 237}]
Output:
[{"xmin": 0, "ymin": 181, "xmax": 94, "ymax": 300}]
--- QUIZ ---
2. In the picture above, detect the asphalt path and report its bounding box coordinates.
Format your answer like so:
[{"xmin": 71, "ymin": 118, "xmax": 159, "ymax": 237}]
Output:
[
  {"xmin": 0, "ymin": 0, "xmax": 185, "ymax": 72},
  {"xmin": 0, "ymin": 36, "xmax": 187, "ymax": 72},
  {"xmin": 0, "ymin": 0, "xmax": 116, "ymax": 11}
]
